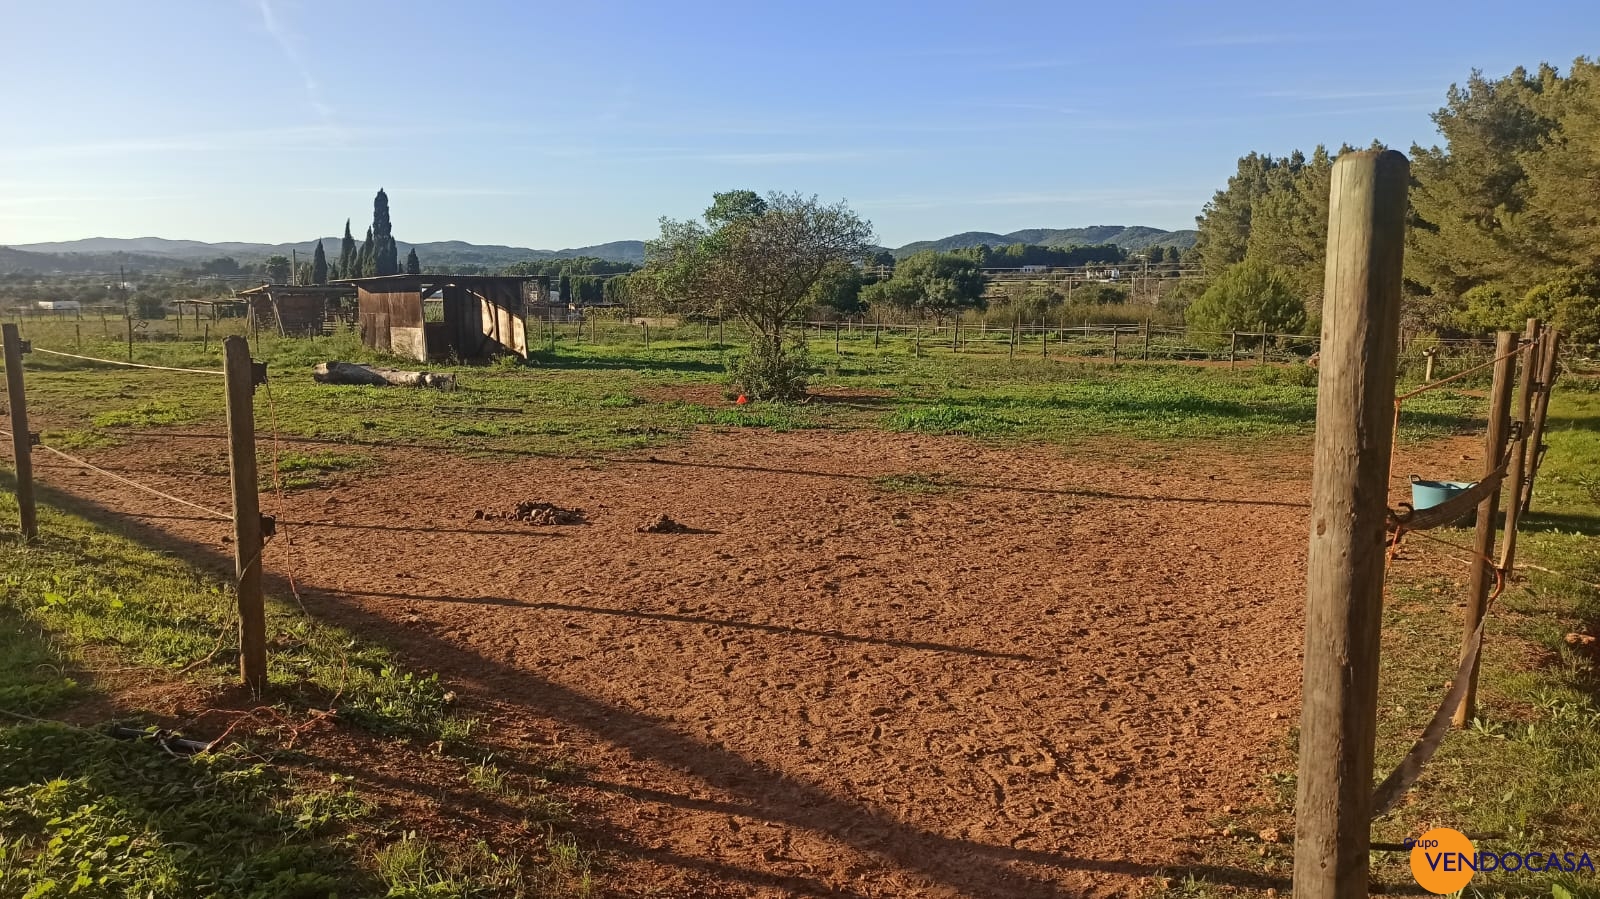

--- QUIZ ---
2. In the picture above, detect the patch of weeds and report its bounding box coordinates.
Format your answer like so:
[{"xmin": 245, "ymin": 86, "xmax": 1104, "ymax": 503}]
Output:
[
  {"xmin": 0, "ymin": 722, "xmax": 373, "ymax": 897},
  {"xmin": 90, "ymin": 401, "xmax": 195, "ymax": 429},
  {"xmin": 597, "ymin": 393, "xmax": 641, "ymax": 408},
  {"xmin": 693, "ymin": 403, "xmax": 812, "ymax": 431},
  {"xmin": 40, "ymin": 428, "xmax": 118, "ymax": 451},
  {"xmin": 375, "ymin": 831, "xmax": 595, "ymax": 899},
  {"xmin": 265, "ymin": 450, "xmax": 373, "ymax": 490},
  {"xmin": 0, "ymin": 608, "xmax": 79, "ymax": 717},
  {"xmin": 870, "ymin": 473, "xmax": 953, "ymax": 495},
  {"xmin": 886, "ymin": 402, "xmax": 1017, "ymax": 436}
]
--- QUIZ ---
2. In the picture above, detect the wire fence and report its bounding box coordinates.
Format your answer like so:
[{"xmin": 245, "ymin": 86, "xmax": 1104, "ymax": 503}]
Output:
[{"xmin": 0, "ymin": 319, "xmax": 1587, "ymax": 821}]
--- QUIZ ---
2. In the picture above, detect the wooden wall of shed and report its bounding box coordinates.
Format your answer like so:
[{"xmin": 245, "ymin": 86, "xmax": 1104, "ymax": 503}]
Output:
[{"xmin": 358, "ymin": 289, "xmax": 427, "ymax": 362}]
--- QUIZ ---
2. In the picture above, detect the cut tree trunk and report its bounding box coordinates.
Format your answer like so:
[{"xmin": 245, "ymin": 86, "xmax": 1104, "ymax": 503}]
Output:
[{"xmin": 313, "ymin": 361, "xmax": 456, "ymax": 390}]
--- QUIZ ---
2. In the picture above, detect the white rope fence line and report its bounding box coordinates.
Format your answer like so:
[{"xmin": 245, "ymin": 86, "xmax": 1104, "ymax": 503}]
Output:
[
  {"xmin": 0, "ymin": 427, "xmax": 232, "ymax": 521},
  {"xmin": 26, "ymin": 346, "xmax": 225, "ymax": 376}
]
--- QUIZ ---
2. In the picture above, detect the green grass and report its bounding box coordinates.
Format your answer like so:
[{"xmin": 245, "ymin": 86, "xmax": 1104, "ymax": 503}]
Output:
[
  {"xmin": 0, "ymin": 487, "xmax": 594, "ymax": 897},
  {"xmin": 8, "ymin": 324, "xmax": 1485, "ymax": 461},
  {"xmin": 267, "ymin": 450, "xmax": 373, "ymax": 490},
  {"xmin": 1161, "ymin": 382, "xmax": 1600, "ymax": 898}
]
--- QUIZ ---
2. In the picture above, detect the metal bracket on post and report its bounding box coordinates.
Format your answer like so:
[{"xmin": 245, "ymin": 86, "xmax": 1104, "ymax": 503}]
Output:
[
  {"xmin": 16, "ymin": 340, "xmax": 30, "ymax": 355},
  {"xmin": 250, "ymin": 362, "xmax": 268, "ymax": 389},
  {"xmin": 27, "ymin": 432, "xmax": 40, "ymax": 447},
  {"xmin": 260, "ymin": 515, "xmax": 276, "ymax": 538}
]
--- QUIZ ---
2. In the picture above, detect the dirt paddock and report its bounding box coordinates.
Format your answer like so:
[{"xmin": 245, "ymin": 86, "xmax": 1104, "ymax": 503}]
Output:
[{"xmin": 35, "ymin": 426, "xmax": 1409, "ymax": 897}]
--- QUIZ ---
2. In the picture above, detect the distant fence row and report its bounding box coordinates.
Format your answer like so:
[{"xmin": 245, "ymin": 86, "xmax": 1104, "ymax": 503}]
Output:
[{"xmin": 4, "ymin": 307, "xmax": 1550, "ymax": 384}]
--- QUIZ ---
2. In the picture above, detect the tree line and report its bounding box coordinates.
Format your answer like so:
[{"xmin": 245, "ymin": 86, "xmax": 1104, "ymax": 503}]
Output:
[
  {"xmin": 256, "ymin": 189, "xmax": 422, "ymax": 285},
  {"xmin": 1189, "ymin": 57, "xmax": 1600, "ymax": 343}
]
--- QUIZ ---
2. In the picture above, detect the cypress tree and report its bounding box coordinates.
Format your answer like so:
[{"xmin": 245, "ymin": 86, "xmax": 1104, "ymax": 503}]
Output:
[
  {"xmin": 359, "ymin": 226, "xmax": 376, "ymax": 277},
  {"xmin": 373, "ymin": 189, "xmax": 399, "ymax": 276},
  {"xmin": 312, "ymin": 240, "xmax": 329, "ymax": 284},
  {"xmin": 405, "ymin": 248, "xmax": 421, "ymax": 275},
  {"xmin": 337, "ymin": 220, "xmax": 357, "ymax": 279}
]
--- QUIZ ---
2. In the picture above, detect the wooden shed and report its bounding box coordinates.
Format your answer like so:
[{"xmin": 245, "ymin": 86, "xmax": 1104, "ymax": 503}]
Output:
[
  {"xmin": 236, "ymin": 284, "xmax": 356, "ymax": 337},
  {"xmin": 334, "ymin": 275, "xmax": 531, "ymax": 362}
]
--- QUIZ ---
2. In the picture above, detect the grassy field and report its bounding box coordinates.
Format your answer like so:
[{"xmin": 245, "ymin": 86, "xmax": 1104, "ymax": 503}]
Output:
[
  {"xmin": 1, "ymin": 321, "xmax": 1593, "ymax": 897},
  {"xmin": 10, "ymin": 319, "xmax": 1479, "ymax": 455}
]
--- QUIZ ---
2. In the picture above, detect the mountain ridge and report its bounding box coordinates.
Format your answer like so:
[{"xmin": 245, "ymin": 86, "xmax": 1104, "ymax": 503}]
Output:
[{"xmin": 4, "ymin": 225, "xmax": 1196, "ymax": 273}]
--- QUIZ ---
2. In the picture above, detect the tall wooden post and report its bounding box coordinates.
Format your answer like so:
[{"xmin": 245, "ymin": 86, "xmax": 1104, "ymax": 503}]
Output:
[
  {"xmin": 3, "ymin": 324, "xmax": 37, "ymax": 540},
  {"xmin": 1293, "ymin": 149, "xmax": 1409, "ymax": 899},
  {"xmin": 223, "ymin": 337, "xmax": 267, "ymax": 691},
  {"xmin": 1229, "ymin": 330, "xmax": 1238, "ymax": 369},
  {"xmin": 1112, "ymin": 326, "xmax": 1120, "ymax": 365},
  {"xmin": 1143, "ymin": 319, "xmax": 1151, "ymax": 361},
  {"xmin": 1497, "ymin": 320, "xmax": 1542, "ymax": 576},
  {"xmin": 1454, "ymin": 329, "xmax": 1517, "ymax": 728},
  {"xmin": 1010, "ymin": 322, "xmax": 1017, "ymax": 359},
  {"xmin": 835, "ymin": 323, "xmax": 841, "ymax": 356},
  {"xmin": 1521, "ymin": 330, "xmax": 1561, "ymax": 514},
  {"xmin": 1423, "ymin": 347, "xmax": 1437, "ymax": 382},
  {"xmin": 1260, "ymin": 322, "xmax": 1269, "ymax": 365}
]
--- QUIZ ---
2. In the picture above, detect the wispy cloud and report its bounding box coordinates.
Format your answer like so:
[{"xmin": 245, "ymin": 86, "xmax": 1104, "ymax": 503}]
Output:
[
  {"xmin": 256, "ymin": 0, "xmax": 332, "ymax": 121},
  {"xmin": 289, "ymin": 186, "xmax": 537, "ymax": 198},
  {"xmin": 1257, "ymin": 88, "xmax": 1437, "ymax": 101},
  {"xmin": 1176, "ymin": 33, "xmax": 1335, "ymax": 47},
  {"xmin": 861, "ymin": 188, "xmax": 1205, "ymax": 212}
]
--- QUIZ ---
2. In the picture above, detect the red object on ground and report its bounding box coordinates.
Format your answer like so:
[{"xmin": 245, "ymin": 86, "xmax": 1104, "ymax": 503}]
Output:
[{"xmin": 736, "ymin": 394, "xmax": 748, "ymax": 405}]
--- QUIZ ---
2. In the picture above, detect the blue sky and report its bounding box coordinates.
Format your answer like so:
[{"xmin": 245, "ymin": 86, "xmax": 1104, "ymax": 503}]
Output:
[{"xmin": 2, "ymin": 1, "xmax": 1595, "ymax": 249}]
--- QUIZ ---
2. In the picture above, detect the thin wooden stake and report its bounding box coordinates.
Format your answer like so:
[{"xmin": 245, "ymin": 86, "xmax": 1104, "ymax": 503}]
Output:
[
  {"xmin": 1498, "ymin": 320, "xmax": 1541, "ymax": 578},
  {"xmin": 1143, "ymin": 319, "xmax": 1150, "ymax": 361},
  {"xmin": 1260, "ymin": 322, "xmax": 1269, "ymax": 365},
  {"xmin": 3, "ymin": 324, "xmax": 37, "ymax": 540},
  {"xmin": 1293, "ymin": 149, "xmax": 1409, "ymax": 899},
  {"xmin": 1521, "ymin": 330, "xmax": 1561, "ymax": 514},
  {"xmin": 223, "ymin": 337, "xmax": 266, "ymax": 691},
  {"xmin": 1229, "ymin": 330, "xmax": 1237, "ymax": 369},
  {"xmin": 1112, "ymin": 326, "xmax": 1120, "ymax": 365},
  {"xmin": 1455, "ymin": 329, "xmax": 1517, "ymax": 728}
]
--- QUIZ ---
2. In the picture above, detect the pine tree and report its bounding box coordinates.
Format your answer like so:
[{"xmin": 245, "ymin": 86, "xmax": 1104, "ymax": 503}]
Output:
[
  {"xmin": 312, "ymin": 241, "xmax": 329, "ymax": 284},
  {"xmin": 405, "ymin": 248, "xmax": 421, "ymax": 275},
  {"xmin": 338, "ymin": 220, "xmax": 357, "ymax": 279},
  {"xmin": 372, "ymin": 189, "xmax": 399, "ymax": 276}
]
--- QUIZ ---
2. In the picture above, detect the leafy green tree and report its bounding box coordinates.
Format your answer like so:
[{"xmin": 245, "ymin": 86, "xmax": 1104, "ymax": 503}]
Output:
[
  {"xmin": 405, "ymin": 248, "xmax": 421, "ymax": 275},
  {"xmin": 1185, "ymin": 259, "xmax": 1306, "ymax": 336},
  {"xmin": 557, "ymin": 274, "xmax": 572, "ymax": 304},
  {"xmin": 641, "ymin": 190, "xmax": 875, "ymax": 399},
  {"xmin": 1521, "ymin": 269, "xmax": 1600, "ymax": 343},
  {"xmin": 877, "ymin": 251, "xmax": 987, "ymax": 318},
  {"xmin": 264, "ymin": 254, "xmax": 292, "ymax": 284},
  {"xmin": 337, "ymin": 220, "xmax": 357, "ymax": 279},
  {"xmin": 807, "ymin": 263, "xmax": 865, "ymax": 317},
  {"xmin": 311, "ymin": 241, "xmax": 329, "ymax": 284}
]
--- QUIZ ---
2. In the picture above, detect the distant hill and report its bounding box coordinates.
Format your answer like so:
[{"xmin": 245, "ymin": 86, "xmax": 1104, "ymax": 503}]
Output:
[
  {"xmin": 892, "ymin": 225, "xmax": 1196, "ymax": 258},
  {"xmin": 6, "ymin": 237, "xmax": 647, "ymax": 272},
  {"xmin": 6, "ymin": 224, "xmax": 1192, "ymax": 274}
]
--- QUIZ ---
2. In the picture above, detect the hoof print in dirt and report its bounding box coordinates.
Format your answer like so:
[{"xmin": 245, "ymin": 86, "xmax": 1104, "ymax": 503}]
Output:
[
  {"xmin": 638, "ymin": 514, "xmax": 692, "ymax": 534},
  {"xmin": 473, "ymin": 501, "xmax": 584, "ymax": 525}
]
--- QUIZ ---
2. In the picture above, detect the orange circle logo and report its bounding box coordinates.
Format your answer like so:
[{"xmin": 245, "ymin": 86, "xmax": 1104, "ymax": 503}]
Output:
[{"xmin": 1410, "ymin": 827, "xmax": 1477, "ymax": 894}]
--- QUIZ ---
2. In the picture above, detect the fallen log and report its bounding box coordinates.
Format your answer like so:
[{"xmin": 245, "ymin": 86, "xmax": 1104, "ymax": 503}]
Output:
[{"xmin": 313, "ymin": 361, "xmax": 456, "ymax": 390}]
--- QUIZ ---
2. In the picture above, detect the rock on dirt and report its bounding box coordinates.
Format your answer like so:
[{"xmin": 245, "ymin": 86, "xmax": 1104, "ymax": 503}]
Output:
[
  {"xmin": 473, "ymin": 501, "xmax": 584, "ymax": 525},
  {"xmin": 638, "ymin": 513, "xmax": 690, "ymax": 534}
]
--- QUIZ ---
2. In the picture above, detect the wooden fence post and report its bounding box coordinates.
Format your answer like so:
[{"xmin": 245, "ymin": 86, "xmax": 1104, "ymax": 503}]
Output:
[
  {"xmin": 1521, "ymin": 330, "xmax": 1561, "ymax": 514},
  {"xmin": 3, "ymin": 324, "xmax": 37, "ymax": 540},
  {"xmin": 1143, "ymin": 319, "xmax": 1151, "ymax": 361},
  {"xmin": 1423, "ymin": 347, "xmax": 1437, "ymax": 382},
  {"xmin": 223, "ymin": 336, "xmax": 267, "ymax": 692},
  {"xmin": 1454, "ymin": 329, "xmax": 1517, "ymax": 728},
  {"xmin": 1497, "ymin": 319, "xmax": 1542, "ymax": 578},
  {"xmin": 1229, "ymin": 330, "xmax": 1238, "ymax": 369},
  {"xmin": 835, "ymin": 323, "xmax": 841, "ymax": 356},
  {"xmin": 1010, "ymin": 322, "xmax": 1017, "ymax": 359},
  {"xmin": 1260, "ymin": 322, "xmax": 1269, "ymax": 365},
  {"xmin": 1112, "ymin": 326, "xmax": 1120, "ymax": 365},
  {"xmin": 1292, "ymin": 149, "xmax": 1409, "ymax": 899}
]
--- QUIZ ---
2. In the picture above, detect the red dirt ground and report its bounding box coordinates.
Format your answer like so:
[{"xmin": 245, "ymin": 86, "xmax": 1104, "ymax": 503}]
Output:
[{"xmin": 26, "ymin": 427, "xmax": 1472, "ymax": 897}]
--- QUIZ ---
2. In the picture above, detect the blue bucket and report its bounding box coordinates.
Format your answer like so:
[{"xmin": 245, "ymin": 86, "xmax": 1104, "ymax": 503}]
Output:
[{"xmin": 1409, "ymin": 475, "xmax": 1474, "ymax": 510}]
